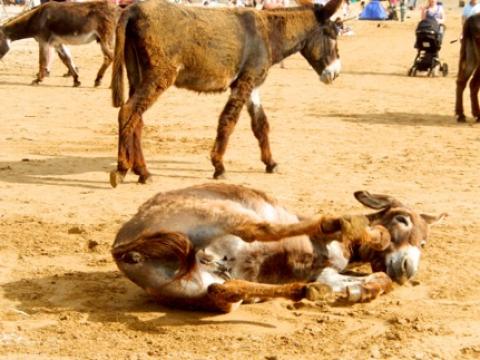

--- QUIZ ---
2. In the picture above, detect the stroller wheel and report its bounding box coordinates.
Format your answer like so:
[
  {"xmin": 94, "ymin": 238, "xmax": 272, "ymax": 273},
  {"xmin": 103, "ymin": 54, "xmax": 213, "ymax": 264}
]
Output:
[{"xmin": 442, "ymin": 63, "xmax": 449, "ymax": 77}]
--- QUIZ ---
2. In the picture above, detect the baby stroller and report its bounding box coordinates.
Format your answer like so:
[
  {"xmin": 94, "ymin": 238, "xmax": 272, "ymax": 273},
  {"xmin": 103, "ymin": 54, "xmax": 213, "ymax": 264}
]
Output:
[{"xmin": 408, "ymin": 18, "xmax": 448, "ymax": 77}]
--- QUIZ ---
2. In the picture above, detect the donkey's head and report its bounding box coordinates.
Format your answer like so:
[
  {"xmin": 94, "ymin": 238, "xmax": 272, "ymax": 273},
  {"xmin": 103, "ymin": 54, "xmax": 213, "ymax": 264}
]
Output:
[
  {"xmin": 0, "ymin": 28, "xmax": 10, "ymax": 59},
  {"xmin": 300, "ymin": 0, "xmax": 342, "ymax": 84},
  {"xmin": 353, "ymin": 191, "xmax": 446, "ymax": 284}
]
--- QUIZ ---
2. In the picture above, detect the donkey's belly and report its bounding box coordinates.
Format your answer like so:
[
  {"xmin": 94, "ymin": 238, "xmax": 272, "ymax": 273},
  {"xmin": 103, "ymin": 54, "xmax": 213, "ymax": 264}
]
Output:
[
  {"xmin": 174, "ymin": 69, "xmax": 238, "ymax": 93},
  {"xmin": 50, "ymin": 32, "xmax": 97, "ymax": 46}
]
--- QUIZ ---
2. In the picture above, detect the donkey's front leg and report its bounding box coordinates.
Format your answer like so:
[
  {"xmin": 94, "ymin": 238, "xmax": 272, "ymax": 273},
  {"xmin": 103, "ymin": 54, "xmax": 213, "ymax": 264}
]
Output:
[
  {"xmin": 32, "ymin": 41, "xmax": 49, "ymax": 85},
  {"xmin": 246, "ymin": 88, "xmax": 278, "ymax": 174},
  {"xmin": 469, "ymin": 67, "xmax": 480, "ymax": 122},
  {"xmin": 229, "ymin": 214, "xmax": 340, "ymax": 243},
  {"xmin": 94, "ymin": 41, "xmax": 113, "ymax": 87},
  {"xmin": 211, "ymin": 79, "xmax": 254, "ymax": 179},
  {"xmin": 315, "ymin": 268, "xmax": 393, "ymax": 303}
]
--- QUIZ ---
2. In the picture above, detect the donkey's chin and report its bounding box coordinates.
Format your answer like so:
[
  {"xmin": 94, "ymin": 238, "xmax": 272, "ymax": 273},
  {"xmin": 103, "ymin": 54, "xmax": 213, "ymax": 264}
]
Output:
[
  {"xmin": 320, "ymin": 59, "xmax": 341, "ymax": 84},
  {"xmin": 320, "ymin": 72, "xmax": 336, "ymax": 84}
]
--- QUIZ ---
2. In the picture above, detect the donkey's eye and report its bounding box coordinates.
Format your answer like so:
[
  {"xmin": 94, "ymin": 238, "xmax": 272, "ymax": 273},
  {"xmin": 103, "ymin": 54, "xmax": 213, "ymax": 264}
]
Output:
[{"xmin": 420, "ymin": 240, "xmax": 426, "ymax": 248}]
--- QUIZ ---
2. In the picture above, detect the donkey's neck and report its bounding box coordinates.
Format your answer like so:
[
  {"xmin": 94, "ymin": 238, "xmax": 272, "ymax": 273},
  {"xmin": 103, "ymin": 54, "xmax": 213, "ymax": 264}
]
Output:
[
  {"xmin": 2, "ymin": 9, "xmax": 39, "ymax": 41},
  {"xmin": 264, "ymin": 8, "xmax": 318, "ymax": 64}
]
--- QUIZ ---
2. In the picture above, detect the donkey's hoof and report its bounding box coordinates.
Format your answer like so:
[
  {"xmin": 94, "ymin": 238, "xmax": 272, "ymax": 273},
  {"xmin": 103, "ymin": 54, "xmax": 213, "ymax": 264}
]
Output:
[
  {"xmin": 109, "ymin": 170, "xmax": 125, "ymax": 188},
  {"xmin": 305, "ymin": 283, "xmax": 334, "ymax": 302},
  {"xmin": 73, "ymin": 80, "xmax": 81, "ymax": 87},
  {"xmin": 63, "ymin": 67, "xmax": 79, "ymax": 77},
  {"xmin": 456, "ymin": 114, "xmax": 467, "ymax": 123},
  {"xmin": 31, "ymin": 79, "xmax": 41, "ymax": 86},
  {"xmin": 213, "ymin": 169, "xmax": 226, "ymax": 180},
  {"xmin": 266, "ymin": 163, "xmax": 278, "ymax": 174},
  {"xmin": 137, "ymin": 174, "xmax": 153, "ymax": 185},
  {"xmin": 94, "ymin": 79, "xmax": 102, "ymax": 87},
  {"xmin": 345, "ymin": 284, "xmax": 362, "ymax": 302}
]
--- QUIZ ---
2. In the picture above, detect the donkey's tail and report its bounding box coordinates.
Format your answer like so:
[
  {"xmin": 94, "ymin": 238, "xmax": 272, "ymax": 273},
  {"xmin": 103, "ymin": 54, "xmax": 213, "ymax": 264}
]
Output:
[
  {"xmin": 112, "ymin": 8, "xmax": 136, "ymax": 108},
  {"xmin": 112, "ymin": 231, "xmax": 197, "ymax": 281}
]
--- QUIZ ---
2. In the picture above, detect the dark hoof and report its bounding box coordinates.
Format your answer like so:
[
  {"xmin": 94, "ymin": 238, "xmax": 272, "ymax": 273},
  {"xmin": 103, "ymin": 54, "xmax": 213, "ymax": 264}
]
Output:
[
  {"xmin": 305, "ymin": 283, "xmax": 335, "ymax": 302},
  {"xmin": 213, "ymin": 167, "xmax": 226, "ymax": 180},
  {"xmin": 109, "ymin": 170, "xmax": 125, "ymax": 188},
  {"xmin": 63, "ymin": 67, "xmax": 79, "ymax": 77},
  {"xmin": 36, "ymin": 70, "xmax": 50, "ymax": 78},
  {"xmin": 31, "ymin": 79, "xmax": 41, "ymax": 86},
  {"xmin": 94, "ymin": 79, "xmax": 101, "ymax": 87},
  {"xmin": 266, "ymin": 163, "xmax": 278, "ymax": 174},
  {"xmin": 456, "ymin": 115, "xmax": 467, "ymax": 123},
  {"xmin": 137, "ymin": 174, "xmax": 153, "ymax": 185},
  {"xmin": 213, "ymin": 171, "xmax": 226, "ymax": 180},
  {"xmin": 73, "ymin": 80, "xmax": 81, "ymax": 87}
]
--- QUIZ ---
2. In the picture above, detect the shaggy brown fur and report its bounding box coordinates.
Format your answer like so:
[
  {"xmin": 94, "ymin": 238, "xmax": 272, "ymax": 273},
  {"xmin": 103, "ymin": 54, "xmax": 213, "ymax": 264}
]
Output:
[
  {"xmin": 455, "ymin": 13, "xmax": 480, "ymax": 122},
  {"xmin": 0, "ymin": 1, "xmax": 120, "ymax": 87},
  {"xmin": 109, "ymin": 0, "xmax": 342, "ymax": 187},
  {"xmin": 112, "ymin": 183, "xmax": 445, "ymax": 312}
]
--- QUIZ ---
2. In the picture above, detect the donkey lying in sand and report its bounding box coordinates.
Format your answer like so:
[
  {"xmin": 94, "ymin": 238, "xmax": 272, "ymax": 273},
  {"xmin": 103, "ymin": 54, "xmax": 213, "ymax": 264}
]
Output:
[
  {"xmin": 0, "ymin": 1, "xmax": 120, "ymax": 87},
  {"xmin": 112, "ymin": 183, "xmax": 445, "ymax": 312},
  {"xmin": 109, "ymin": 0, "xmax": 342, "ymax": 187}
]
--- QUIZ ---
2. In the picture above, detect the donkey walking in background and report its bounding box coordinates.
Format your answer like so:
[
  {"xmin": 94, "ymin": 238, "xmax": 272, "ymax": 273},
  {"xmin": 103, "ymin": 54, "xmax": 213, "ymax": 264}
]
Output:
[
  {"xmin": 0, "ymin": 1, "xmax": 120, "ymax": 87},
  {"xmin": 109, "ymin": 0, "xmax": 343, "ymax": 187},
  {"xmin": 455, "ymin": 13, "xmax": 480, "ymax": 122},
  {"xmin": 112, "ymin": 184, "xmax": 445, "ymax": 312}
]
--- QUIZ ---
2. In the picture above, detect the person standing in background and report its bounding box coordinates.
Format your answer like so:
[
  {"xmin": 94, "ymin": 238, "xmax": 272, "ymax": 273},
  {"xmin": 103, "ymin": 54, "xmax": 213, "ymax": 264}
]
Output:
[{"xmin": 462, "ymin": 0, "xmax": 480, "ymax": 24}]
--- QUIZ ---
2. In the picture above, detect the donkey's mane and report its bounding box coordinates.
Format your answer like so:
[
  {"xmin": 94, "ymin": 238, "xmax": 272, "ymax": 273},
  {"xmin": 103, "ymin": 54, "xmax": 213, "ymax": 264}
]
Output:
[
  {"xmin": 1, "ymin": 6, "xmax": 38, "ymax": 27},
  {"xmin": 264, "ymin": 5, "xmax": 312, "ymax": 12}
]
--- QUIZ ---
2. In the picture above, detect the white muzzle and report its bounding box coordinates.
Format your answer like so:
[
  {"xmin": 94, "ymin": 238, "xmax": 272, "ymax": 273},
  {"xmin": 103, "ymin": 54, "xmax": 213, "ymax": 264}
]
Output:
[{"xmin": 320, "ymin": 59, "xmax": 341, "ymax": 85}]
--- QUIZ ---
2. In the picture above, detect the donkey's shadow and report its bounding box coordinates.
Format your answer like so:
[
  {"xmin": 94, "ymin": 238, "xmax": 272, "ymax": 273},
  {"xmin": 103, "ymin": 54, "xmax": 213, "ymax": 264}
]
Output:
[
  {"xmin": 0, "ymin": 156, "xmax": 207, "ymax": 189},
  {"xmin": 1, "ymin": 270, "xmax": 276, "ymax": 333}
]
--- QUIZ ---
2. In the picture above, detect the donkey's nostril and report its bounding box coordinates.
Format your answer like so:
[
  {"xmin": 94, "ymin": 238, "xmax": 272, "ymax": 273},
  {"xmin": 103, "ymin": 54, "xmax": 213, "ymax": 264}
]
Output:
[
  {"xmin": 401, "ymin": 257, "xmax": 415, "ymax": 278},
  {"xmin": 122, "ymin": 251, "xmax": 144, "ymax": 264},
  {"xmin": 394, "ymin": 215, "xmax": 410, "ymax": 226}
]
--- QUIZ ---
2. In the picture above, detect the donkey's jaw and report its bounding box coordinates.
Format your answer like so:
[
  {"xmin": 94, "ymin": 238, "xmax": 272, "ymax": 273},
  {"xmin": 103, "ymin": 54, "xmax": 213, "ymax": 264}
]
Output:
[{"xmin": 320, "ymin": 59, "xmax": 341, "ymax": 84}]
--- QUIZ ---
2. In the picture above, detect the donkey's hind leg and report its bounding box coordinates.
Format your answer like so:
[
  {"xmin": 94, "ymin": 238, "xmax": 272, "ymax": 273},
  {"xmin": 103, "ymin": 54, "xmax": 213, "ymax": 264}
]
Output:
[
  {"xmin": 211, "ymin": 78, "xmax": 255, "ymax": 179},
  {"xmin": 246, "ymin": 88, "xmax": 278, "ymax": 174},
  {"xmin": 32, "ymin": 41, "xmax": 50, "ymax": 85},
  {"xmin": 455, "ymin": 39, "xmax": 478, "ymax": 122},
  {"xmin": 208, "ymin": 280, "xmax": 309, "ymax": 305},
  {"xmin": 110, "ymin": 68, "xmax": 177, "ymax": 187},
  {"xmin": 54, "ymin": 44, "xmax": 80, "ymax": 87}
]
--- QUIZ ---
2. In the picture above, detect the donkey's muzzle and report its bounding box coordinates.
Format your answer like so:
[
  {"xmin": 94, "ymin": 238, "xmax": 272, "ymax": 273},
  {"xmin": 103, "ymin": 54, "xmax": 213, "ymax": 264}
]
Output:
[
  {"xmin": 320, "ymin": 59, "xmax": 341, "ymax": 85},
  {"xmin": 386, "ymin": 245, "xmax": 421, "ymax": 284}
]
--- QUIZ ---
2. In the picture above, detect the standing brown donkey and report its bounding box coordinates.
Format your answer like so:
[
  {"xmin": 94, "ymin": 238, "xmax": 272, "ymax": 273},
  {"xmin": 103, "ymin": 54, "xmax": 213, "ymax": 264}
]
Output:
[
  {"xmin": 0, "ymin": 1, "xmax": 120, "ymax": 87},
  {"xmin": 109, "ymin": 0, "xmax": 342, "ymax": 187}
]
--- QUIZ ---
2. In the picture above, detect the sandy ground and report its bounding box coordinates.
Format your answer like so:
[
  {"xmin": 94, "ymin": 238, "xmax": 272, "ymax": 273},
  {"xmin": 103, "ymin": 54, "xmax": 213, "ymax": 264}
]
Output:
[{"xmin": 1, "ymin": 1, "xmax": 480, "ymax": 359}]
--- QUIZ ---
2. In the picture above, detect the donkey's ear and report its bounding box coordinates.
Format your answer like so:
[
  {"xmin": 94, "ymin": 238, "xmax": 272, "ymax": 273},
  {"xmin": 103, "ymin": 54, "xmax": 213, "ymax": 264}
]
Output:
[
  {"xmin": 314, "ymin": 0, "xmax": 343, "ymax": 22},
  {"xmin": 354, "ymin": 191, "xmax": 403, "ymax": 209},
  {"xmin": 420, "ymin": 212, "xmax": 447, "ymax": 225}
]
